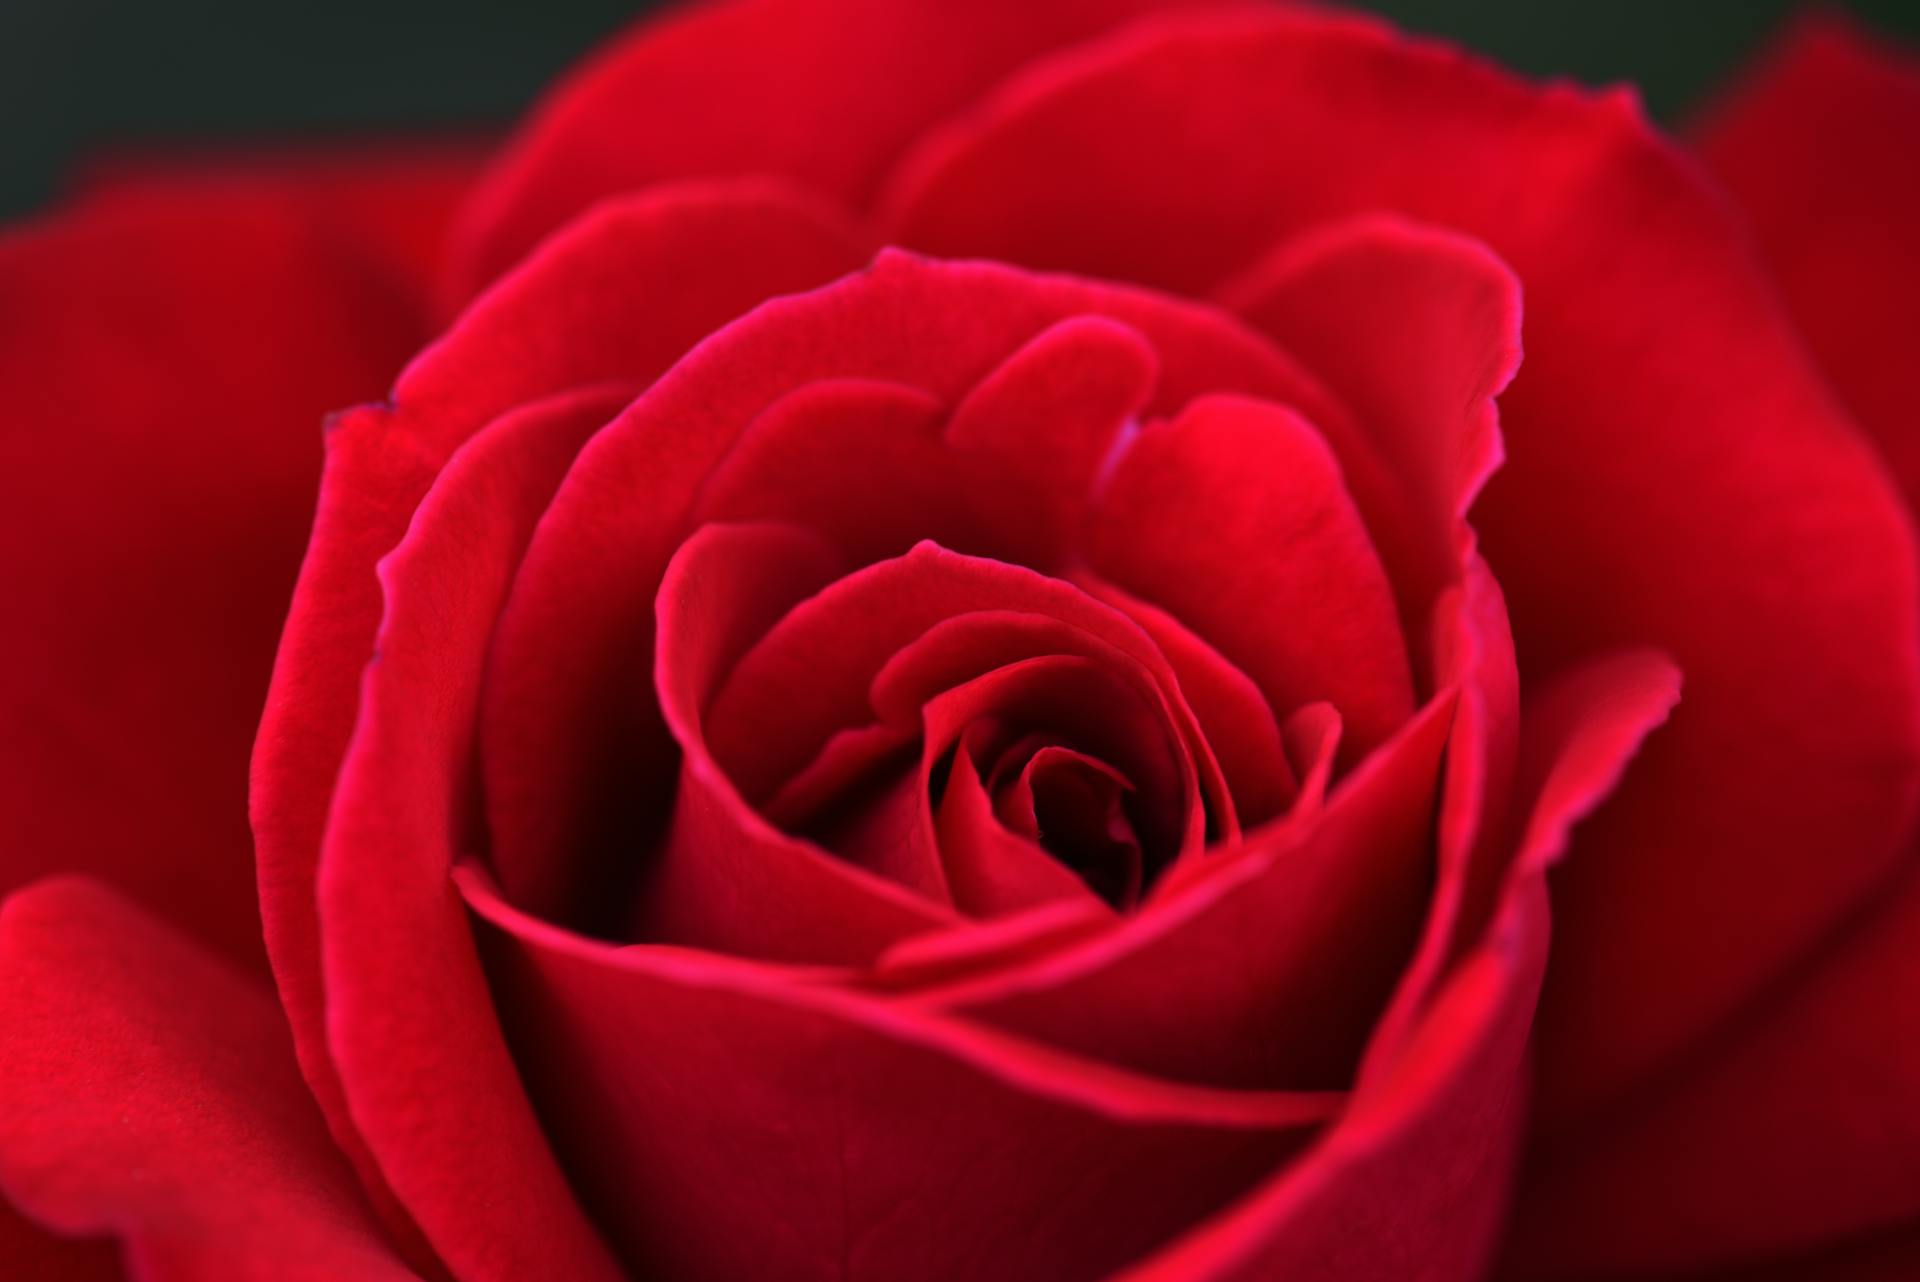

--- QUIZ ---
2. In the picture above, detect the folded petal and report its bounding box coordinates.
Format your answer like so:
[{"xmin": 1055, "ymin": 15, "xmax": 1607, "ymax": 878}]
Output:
[
  {"xmin": 1111, "ymin": 649, "xmax": 1680, "ymax": 1282},
  {"xmin": 882, "ymin": 4, "xmax": 1920, "ymax": 1128},
  {"xmin": 481, "ymin": 251, "xmax": 1340, "ymax": 933},
  {"xmin": 458, "ymin": 864, "xmax": 1337, "ymax": 1282},
  {"xmin": 938, "ymin": 736, "xmax": 1105, "ymax": 916},
  {"xmin": 250, "ymin": 183, "xmax": 860, "ymax": 1220},
  {"xmin": 921, "ymin": 694, "xmax": 1454, "ymax": 1090},
  {"xmin": 1219, "ymin": 212, "xmax": 1520, "ymax": 637},
  {"xmin": 1086, "ymin": 393, "xmax": 1415, "ymax": 763},
  {"xmin": 315, "ymin": 391, "xmax": 631, "ymax": 1282},
  {"xmin": 705, "ymin": 544, "xmax": 1206, "ymax": 815},
  {"xmin": 0, "ymin": 879, "xmax": 417, "ymax": 1282},
  {"xmin": 644, "ymin": 520, "xmax": 954, "ymax": 962},
  {"xmin": 1360, "ymin": 556, "xmax": 1519, "ymax": 1074}
]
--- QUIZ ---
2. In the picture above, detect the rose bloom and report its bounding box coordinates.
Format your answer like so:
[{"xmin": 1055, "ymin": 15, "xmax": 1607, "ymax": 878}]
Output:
[{"xmin": 3, "ymin": 3, "xmax": 1918, "ymax": 1280}]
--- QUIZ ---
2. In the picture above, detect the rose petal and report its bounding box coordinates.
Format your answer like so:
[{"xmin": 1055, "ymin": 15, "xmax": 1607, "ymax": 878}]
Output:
[
  {"xmin": 707, "ymin": 545, "xmax": 1209, "ymax": 827},
  {"xmin": 700, "ymin": 317, "xmax": 1161, "ymax": 573},
  {"xmin": 881, "ymin": 3, "xmax": 1920, "ymax": 1128},
  {"xmin": 0, "ymin": 879, "xmax": 417, "ymax": 1282},
  {"xmin": 919, "ymin": 693, "xmax": 1455, "ymax": 1090},
  {"xmin": 1078, "ymin": 578, "xmax": 1296, "ymax": 825},
  {"xmin": 1087, "ymin": 393, "xmax": 1415, "ymax": 764},
  {"xmin": 0, "ymin": 1202, "xmax": 119, "ymax": 1282},
  {"xmin": 643, "ymin": 520, "xmax": 954, "ymax": 963},
  {"xmin": 865, "ymin": 897, "xmax": 1114, "ymax": 993},
  {"xmin": 941, "ymin": 314, "xmax": 1160, "ymax": 569},
  {"xmin": 1280, "ymin": 703, "xmax": 1343, "ymax": 813},
  {"xmin": 1506, "ymin": 847, "xmax": 1920, "ymax": 1278},
  {"xmin": 251, "ymin": 184, "xmax": 862, "ymax": 1207},
  {"xmin": 1109, "ymin": 649, "xmax": 1680, "ymax": 1282},
  {"xmin": 477, "ymin": 251, "xmax": 1347, "ymax": 934},
  {"xmin": 316, "ymin": 389, "xmax": 633, "ymax": 1282},
  {"xmin": 75, "ymin": 140, "xmax": 483, "ymax": 311},
  {"xmin": 1219, "ymin": 212, "xmax": 1520, "ymax": 640},
  {"xmin": 0, "ymin": 183, "xmax": 429, "ymax": 972},
  {"xmin": 697, "ymin": 377, "xmax": 968, "ymax": 562},
  {"xmin": 1694, "ymin": 16, "xmax": 1920, "ymax": 515},
  {"xmin": 456, "ymin": 863, "xmax": 1338, "ymax": 1282},
  {"xmin": 449, "ymin": 0, "xmax": 1242, "ymax": 296},
  {"xmin": 810, "ymin": 761, "xmax": 955, "ymax": 905},
  {"xmin": 938, "ymin": 734, "xmax": 1106, "ymax": 916},
  {"xmin": 399, "ymin": 179, "xmax": 868, "ymax": 454},
  {"xmin": 1359, "ymin": 556, "xmax": 1519, "ymax": 1076},
  {"xmin": 910, "ymin": 654, "xmax": 1199, "ymax": 874}
]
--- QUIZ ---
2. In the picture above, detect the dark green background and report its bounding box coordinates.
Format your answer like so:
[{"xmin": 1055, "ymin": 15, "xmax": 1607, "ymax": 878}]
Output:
[{"xmin": 4, "ymin": 0, "xmax": 1917, "ymax": 220}]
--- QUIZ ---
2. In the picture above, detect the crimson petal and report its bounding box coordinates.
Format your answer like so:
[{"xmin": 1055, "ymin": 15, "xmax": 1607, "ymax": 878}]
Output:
[
  {"xmin": 881, "ymin": 4, "xmax": 1920, "ymax": 1127},
  {"xmin": 457, "ymin": 863, "xmax": 1337, "ymax": 1282},
  {"xmin": 449, "ymin": 0, "xmax": 1241, "ymax": 296},
  {"xmin": 0, "ymin": 880, "xmax": 418, "ymax": 1282},
  {"xmin": 1110, "ymin": 649, "xmax": 1680, "ymax": 1282}
]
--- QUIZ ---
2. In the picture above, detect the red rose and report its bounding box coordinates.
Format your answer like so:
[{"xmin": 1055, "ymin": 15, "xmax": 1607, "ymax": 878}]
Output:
[{"xmin": 3, "ymin": 6, "xmax": 1917, "ymax": 1282}]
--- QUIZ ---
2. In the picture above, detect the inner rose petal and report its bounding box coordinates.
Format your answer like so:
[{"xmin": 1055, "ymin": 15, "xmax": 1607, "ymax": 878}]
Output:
[
  {"xmin": 994, "ymin": 744, "xmax": 1146, "ymax": 910},
  {"xmin": 914, "ymin": 655, "xmax": 1199, "ymax": 904},
  {"xmin": 472, "ymin": 252, "xmax": 1363, "ymax": 940},
  {"xmin": 693, "ymin": 315, "xmax": 1158, "ymax": 571}
]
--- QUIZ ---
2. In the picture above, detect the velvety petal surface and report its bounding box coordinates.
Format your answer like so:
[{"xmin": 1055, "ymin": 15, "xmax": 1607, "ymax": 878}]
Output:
[
  {"xmin": 921, "ymin": 694, "xmax": 1455, "ymax": 1090},
  {"xmin": 0, "ymin": 879, "xmax": 417, "ymax": 1282},
  {"xmin": 881, "ymin": 5, "xmax": 1920, "ymax": 1127},
  {"xmin": 458, "ymin": 863, "xmax": 1338, "ymax": 1282},
  {"xmin": 1694, "ymin": 16, "xmax": 1920, "ymax": 515},
  {"xmin": 1085, "ymin": 393, "xmax": 1414, "ymax": 763},
  {"xmin": 1109, "ymin": 650, "xmax": 1680, "ymax": 1282},
  {"xmin": 479, "ymin": 251, "xmax": 1343, "ymax": 934},
  {"xmin": 0, "ymin": 179, "xmax": 441, "ymax": 971},
  {"xmin": 645, "ymin": 520, "xmax": 955, "ymax": 961},
  {"xmin": 449, "ymin": 0, "xmax": 1237, "ymax": 295},
  {"xmin": 1219, "ymin": 212, "xmax": 1518, "ymax": 636},
  {"xmin": 1504, "ymin": 848, "xmax": 1920, "ymax": 1278},
  {"xmin": 314, "ymin": 390, "xmax": 631, "ymax": 1282},
  {"xmin": 248, "ymin": 182, "xmax": 862, "ymax": 1246},
  {"xmin": 0, "ymin": 1203, "xmax": 119, "ymax": 1282}
]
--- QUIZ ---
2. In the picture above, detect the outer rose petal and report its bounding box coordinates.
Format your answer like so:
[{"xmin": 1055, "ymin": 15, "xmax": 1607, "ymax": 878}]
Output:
[
  {"xmin": 879, "ymin": 5, "xmax": 1920, "ymax": 1130},
  {"xmin": 1218, "ymin": 219, "xmax": 1526, "ymax": 1053},
  {"xmin": 457, "ymin": 863, "xmax": 1337, "ymax": 1282},
  {"xmin": 1693, "ymin": 17, "xmax": 1920, "ymax": 514},
  {"xmin": 317, "ymin": 389, "xmax": 634, "ymax": 1282},
  {"xmin": 1108, "ymin": 650, "xmax": 1681, "ymax": 1282},
  {"xmin": 249, "ymin": 182, "xmax": 862, "ymax": 1261},
  {"xmin": 0, "ymin": 879, "xmax": 417, "ymax": 1282},
  {"xmin": 1504, "ymin": 852, "xmax": 1920, "ymax": 1277},
  {"xmin": 74, "ymin": 140, "xmax": 485, "ymax": 317},
  {"xmin": 449, "ymin": 0, "xmax": 1239, "ymax": 296},
  {"xmin": 0, "ymin": 178, "xmax": 444, "ymax": 971}
]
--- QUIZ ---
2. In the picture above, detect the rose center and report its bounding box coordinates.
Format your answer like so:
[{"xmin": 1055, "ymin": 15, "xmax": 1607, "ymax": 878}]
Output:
[{"xmin": 980, "ymin": 735, "xmax": 1145, "ymax": 910}]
